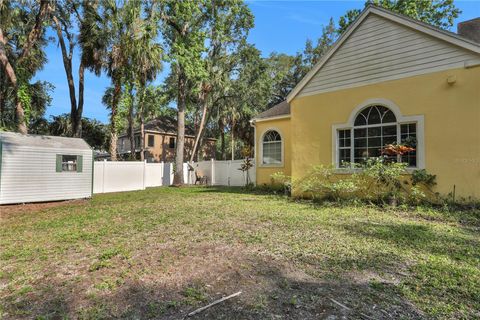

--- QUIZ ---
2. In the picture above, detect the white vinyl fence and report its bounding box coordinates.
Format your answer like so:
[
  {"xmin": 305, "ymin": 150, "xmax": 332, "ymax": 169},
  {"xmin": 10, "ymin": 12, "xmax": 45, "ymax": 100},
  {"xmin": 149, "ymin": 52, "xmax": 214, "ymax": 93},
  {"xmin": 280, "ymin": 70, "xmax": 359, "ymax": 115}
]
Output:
[{"xmin": 93, "ymin": 159, "xmax": 254, "ymax": 194}]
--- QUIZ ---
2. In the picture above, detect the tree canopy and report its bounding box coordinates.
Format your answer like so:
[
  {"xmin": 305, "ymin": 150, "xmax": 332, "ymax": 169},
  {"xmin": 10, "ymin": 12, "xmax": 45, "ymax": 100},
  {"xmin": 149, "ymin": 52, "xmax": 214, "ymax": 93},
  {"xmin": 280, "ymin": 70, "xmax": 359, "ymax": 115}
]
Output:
[{"xmin": 0, "ymin": 0, "xmax": 463, "ymax": 173}]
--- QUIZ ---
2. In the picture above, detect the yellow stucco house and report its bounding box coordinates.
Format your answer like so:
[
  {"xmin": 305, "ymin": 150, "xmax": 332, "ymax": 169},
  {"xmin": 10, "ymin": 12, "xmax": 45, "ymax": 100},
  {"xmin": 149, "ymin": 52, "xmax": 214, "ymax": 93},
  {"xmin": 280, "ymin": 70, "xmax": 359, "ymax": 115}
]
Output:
[{"xmin": 251, "ymin": 6, "xmax": 480, "ymax": 199}]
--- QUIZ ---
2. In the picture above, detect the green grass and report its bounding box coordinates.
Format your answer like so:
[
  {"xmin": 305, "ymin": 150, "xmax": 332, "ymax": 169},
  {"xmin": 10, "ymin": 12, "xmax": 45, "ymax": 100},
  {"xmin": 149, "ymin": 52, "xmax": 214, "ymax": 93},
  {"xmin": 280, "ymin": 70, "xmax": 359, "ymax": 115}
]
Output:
[{"xmin": 0, "ymin": 187, "xmax": 478, "ymax": 319}]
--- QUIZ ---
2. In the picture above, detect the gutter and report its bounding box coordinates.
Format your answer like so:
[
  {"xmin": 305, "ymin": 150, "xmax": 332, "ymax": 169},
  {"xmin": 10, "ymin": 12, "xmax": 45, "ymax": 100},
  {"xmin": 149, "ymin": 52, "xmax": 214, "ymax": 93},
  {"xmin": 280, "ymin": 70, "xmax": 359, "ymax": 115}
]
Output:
[{"xmin": 251, "ymin": 114, "xmax": 291, "ymax": 123}]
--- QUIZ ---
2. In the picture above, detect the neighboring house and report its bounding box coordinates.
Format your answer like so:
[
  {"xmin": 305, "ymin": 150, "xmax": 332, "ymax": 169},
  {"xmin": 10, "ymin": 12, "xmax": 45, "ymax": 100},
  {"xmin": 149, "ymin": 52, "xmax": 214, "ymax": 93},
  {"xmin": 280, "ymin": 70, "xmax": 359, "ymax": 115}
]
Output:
[
  {"xmin": 0, "ymin": 132, "xmax": 93, "ymax": 205},
  {"xmin": 251, "ymin": 5, "xmax": 480, "ymax": 199},
  {"xmin": 117, "ymin": 116, "xmax": 216, "ymax": 162}
]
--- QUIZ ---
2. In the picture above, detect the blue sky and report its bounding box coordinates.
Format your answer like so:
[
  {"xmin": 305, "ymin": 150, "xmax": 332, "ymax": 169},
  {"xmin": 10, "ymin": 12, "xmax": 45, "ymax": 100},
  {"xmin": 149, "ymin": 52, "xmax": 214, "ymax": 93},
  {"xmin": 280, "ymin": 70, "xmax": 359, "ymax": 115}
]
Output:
[{"xmin": 35, "ymin": 0, "xmax": 480, "ymax": 123}]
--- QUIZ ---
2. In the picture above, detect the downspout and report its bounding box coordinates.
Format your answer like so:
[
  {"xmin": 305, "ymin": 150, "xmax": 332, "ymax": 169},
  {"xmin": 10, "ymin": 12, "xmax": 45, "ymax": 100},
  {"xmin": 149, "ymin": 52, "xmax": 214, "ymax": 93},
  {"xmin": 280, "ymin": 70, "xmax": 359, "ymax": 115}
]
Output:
[
  {"xmin": 249, "ymin": 119, "xmax": 256, "ymax": 186},
  {"xmin": 91, "ymin": 149, "xmax": 94, "ymax": 198}
]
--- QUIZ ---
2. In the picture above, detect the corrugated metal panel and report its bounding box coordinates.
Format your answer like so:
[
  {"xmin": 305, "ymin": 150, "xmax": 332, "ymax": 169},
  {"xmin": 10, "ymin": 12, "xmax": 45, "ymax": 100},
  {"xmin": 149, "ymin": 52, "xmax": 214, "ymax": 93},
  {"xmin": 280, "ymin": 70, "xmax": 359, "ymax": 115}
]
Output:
[
  {"xmin": 298, "ymin": 14, "xmax": 480, "ymax": 97},
  {"xmin": 0, "ymin": 145, "xmax": 92, "ymax": 204}
]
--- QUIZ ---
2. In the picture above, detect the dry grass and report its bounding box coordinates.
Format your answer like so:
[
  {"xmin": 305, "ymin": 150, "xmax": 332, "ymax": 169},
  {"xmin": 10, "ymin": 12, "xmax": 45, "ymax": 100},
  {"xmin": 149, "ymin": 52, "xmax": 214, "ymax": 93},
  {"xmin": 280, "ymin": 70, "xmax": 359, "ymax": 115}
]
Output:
[{"xmin": 0, "ymin": 187, "xmax": 478, "ymax": 319}]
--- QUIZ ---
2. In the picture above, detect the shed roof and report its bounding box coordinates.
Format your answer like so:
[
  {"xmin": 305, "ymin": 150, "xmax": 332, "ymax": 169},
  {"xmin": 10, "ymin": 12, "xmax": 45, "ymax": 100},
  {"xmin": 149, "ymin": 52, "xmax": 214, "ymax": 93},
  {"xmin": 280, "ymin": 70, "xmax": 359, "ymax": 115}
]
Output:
[
  {"xmin": 253, "ymin": 101, "xmax": 290, "ymax": 120},
  {"xmin": 0, "ymin": 131, "xmax": 91, "ymax": 150}
]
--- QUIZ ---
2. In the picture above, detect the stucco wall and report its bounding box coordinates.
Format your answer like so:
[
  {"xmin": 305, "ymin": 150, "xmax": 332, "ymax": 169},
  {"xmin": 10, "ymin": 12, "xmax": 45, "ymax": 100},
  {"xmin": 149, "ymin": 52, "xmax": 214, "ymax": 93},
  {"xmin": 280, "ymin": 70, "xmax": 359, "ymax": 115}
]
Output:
[
  {"xmin": 254, "ymin": 117, "xmax": 291, "ymax": 185},
  {"xmin": 290, "ymin": 67, "xmax": 480, "ymax": 199}
]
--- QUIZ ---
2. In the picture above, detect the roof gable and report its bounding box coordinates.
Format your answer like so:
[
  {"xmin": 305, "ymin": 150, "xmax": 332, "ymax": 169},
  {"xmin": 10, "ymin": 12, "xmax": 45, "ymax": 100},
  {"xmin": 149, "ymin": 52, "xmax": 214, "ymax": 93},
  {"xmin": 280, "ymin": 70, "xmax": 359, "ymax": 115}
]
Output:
[{"xmin": 288, "ymin": 6, "xmax": 480, "ymax": 102}]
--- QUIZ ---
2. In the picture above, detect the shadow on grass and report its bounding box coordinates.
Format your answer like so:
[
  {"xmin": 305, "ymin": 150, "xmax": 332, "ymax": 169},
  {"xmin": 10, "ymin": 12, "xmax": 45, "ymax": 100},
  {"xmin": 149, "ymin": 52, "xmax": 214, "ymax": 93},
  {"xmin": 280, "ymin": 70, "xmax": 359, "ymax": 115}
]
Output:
[
  {"xmin": 342, "ymin": 221, "xmax": 480, "ymax": 261},
  {"xmin": 1, "ymin": 254, "xmax": 423, "ymax": 320},
  {"xmin": 196, "ymin": 186, "xmax": 283, "ymax": 197}
]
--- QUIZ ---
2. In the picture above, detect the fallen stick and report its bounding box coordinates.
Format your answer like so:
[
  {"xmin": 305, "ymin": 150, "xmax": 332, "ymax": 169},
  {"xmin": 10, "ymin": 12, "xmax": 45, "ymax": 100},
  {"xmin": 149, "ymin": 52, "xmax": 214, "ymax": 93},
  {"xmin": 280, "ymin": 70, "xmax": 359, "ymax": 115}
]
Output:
[
  {"xmin": 329, "ymin": 298, "xmax": 351, "ymax": 310},
  {"xmin": 329, "ymin": 297, "xmax": 375, "ymax": 320},
  {"xmin": 187, "ymin": 291, "xmax": 242, "ymax": 317}
]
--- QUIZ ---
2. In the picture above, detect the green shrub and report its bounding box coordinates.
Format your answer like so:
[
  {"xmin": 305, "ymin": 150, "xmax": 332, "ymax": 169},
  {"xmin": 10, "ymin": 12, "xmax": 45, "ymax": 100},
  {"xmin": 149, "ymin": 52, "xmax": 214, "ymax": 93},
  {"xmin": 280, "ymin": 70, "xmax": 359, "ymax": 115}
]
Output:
[
  {"xmin": 296, "ymin": 165, "xmax": 358, "ymax": 201},
  {"xmin": 270, "ymin": 172, "xmax": 292, "ymax": 195},
  {"xmin": 295, "ymin": 158, "xmax": 439, "ymax": 206}
]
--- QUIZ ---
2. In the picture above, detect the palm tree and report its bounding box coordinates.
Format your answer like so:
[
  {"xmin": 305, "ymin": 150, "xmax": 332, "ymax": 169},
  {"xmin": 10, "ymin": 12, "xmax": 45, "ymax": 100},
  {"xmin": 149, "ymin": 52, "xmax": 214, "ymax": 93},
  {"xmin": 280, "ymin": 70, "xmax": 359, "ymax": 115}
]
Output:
[
  {"xmin": 80, "ymin": 1, "xmax": 137, "ymax": 161},
  {"xmin": 127, "ymin": 3, "xmax": 162, "ymax": 160}
]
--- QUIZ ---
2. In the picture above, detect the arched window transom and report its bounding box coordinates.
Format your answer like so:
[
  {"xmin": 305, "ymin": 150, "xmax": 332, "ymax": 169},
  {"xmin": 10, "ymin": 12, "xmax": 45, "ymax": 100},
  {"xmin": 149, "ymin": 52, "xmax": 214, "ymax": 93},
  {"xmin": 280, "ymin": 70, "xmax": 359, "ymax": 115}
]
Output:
[
  {"xmin": 354, "ymin": 105, "xmax": 396, "ymax": 126},
  {"xmin": 337, "ymin": 105, "xmax": 417, "ymax": 167},
  {"xmin": 262, "ymin": 130, "xmax": 282, "ymax": 165}
]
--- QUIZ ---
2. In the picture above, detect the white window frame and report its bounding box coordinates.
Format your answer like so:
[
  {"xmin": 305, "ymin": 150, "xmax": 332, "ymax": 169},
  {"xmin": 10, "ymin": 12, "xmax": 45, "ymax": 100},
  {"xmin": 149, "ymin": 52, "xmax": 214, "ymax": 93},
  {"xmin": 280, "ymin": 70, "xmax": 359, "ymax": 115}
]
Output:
[
  {"xmin": 260, "ymin": 128, "xmax": 284, "ymax": 167},
  {"xmin": 332, "ymin": 98, "xmax": 425, "ymax": 171}
]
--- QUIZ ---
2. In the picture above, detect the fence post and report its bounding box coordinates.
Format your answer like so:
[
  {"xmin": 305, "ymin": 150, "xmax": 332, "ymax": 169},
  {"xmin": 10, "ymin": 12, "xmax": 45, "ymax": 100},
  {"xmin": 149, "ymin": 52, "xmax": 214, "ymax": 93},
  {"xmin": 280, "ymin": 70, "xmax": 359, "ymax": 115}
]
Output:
[
  {"xmin": 228, "ymin": 160, "xmax": 232, "ymax": 186},
  {"xmin": 211, "ymin": 158, "xmax": 215, "ymax": 186},
  {"xmin": 102, "ymin": 159, "xmax": 107, "ymax": 193},
  {"xmin": 143, "ymin": 160, "xmax": 147, "ymax": 190},
  {"xmin": 160, "ymin": 161, "xmax": 164, "ymax": 186}
]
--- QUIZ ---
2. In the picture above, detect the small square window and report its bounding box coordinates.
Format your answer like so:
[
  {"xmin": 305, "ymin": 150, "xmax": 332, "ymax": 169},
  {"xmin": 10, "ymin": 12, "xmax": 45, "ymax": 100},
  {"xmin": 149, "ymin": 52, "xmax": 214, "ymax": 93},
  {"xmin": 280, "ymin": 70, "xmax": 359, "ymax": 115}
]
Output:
[
  {"xmin": 62, "ymin": 155, "xmax": 77, "ymax": 172},
  {"xmin": 169, "ymin": 137, "xmax": 175, "ymax": 149},
  {"xmin": 147, "ymin": 135, "xmax": 155, "ymax": 147}
]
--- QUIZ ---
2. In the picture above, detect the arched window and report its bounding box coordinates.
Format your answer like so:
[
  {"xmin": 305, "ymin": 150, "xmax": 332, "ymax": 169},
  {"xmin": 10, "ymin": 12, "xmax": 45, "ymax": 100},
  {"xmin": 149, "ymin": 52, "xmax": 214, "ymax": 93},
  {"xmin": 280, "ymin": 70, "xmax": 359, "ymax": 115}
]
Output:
[
  {"xmin": 337, "ymin": 105, "xmax": 417, "ymax": 167},
  {"xmin": 262, "ymin": 130, "xmax": 282, "ymax": 165}
]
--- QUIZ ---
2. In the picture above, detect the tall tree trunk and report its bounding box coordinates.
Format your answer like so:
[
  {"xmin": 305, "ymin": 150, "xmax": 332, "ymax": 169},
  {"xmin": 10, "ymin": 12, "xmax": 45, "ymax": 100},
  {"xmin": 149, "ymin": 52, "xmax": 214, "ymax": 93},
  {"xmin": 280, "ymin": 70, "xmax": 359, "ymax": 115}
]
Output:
[
  {"xmin": 0, "ymin": 28, "xmax": 27, "ymax": 134},
  {"xmin": 139, "ymin": 86, "xmax": 145, "ymax": 161},
  {"xmin": 173, "ymin": 68, "xmax": 186, "ymax": 185},
  {"xmin": 219, "ymin": 118, "xmax": 225, "ymax": 160},
  {"xmin": 231, "ymin": 119, "xmax": 235, "ymax": 161},
  {"xmin": 19, "ymin": 0, "xmax": 51, "ymax": 63},
  {"xmin": 140, "ymin": 111, "xmax": 145, "ymax": 161},
  {"xmin": 75, "ymin": 61, "xmax": 85, "ymax": 137},
  {"xmin": 53, "ymin": 16, "xmax": 77, "ymax": 136},
  {"xmin": 53, "ymin": 15, "xmax": 84, "ymax": 138},
  {"xmin": 196, "ymin": 109, "xmax": 213, "ymax": 161},
  {"xmin": 189, "ymin": 87, "xmax": 209, "ymax": 163},
  {"xmin": 110, "ymin": 81, "xmax": 121, "ymax": 161},
  {"xmin": 15, "ymin": 97, "xmax": 27, "ymax": 134},
  {"xmin": 128, "ymin": 86, "xmax": 135, "ymax": 160},
  {"xmin": 0, "ymin": 73, "xmax": 6, "ymax": 126}
]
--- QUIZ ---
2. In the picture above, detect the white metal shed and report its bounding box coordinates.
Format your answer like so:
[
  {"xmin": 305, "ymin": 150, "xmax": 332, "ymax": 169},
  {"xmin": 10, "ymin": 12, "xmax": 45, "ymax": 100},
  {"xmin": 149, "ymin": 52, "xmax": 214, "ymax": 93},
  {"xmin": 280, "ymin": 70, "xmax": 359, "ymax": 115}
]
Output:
[{"xmin": 0, "ymin": 132, "xmax": 93, "ymax": 205}]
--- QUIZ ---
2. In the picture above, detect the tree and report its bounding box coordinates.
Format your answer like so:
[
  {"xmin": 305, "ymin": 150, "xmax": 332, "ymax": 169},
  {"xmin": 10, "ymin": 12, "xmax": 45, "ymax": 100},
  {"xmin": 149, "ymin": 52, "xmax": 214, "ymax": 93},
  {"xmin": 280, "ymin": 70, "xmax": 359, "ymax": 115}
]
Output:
[
  {"xmin": 48, "ymin": 114, "xmax": 108, "ymax": 150},
  {"xmin": 128, "ymin": 3, "xmax": 162, "ymax": 160},
  {"xmin": 212, "ymin": 43, "xmax": 272, "ymax": 159},
  {"xmin": 80, "ymin": 0, "xmax": 145, "ymax": 161},
  {"xmin": 303, "ymin": 17, "xmax": 336, "ymax": 69},
  {"xmin": 156, "ymin": 1, "xmax": 210, "ymax": 184},
  {"xmin": 338, "ymin": 0, "xmax": 461, "ymax": 34},
  {"xmin": 51, "ymin": 0, "xmax": 85, "ymax": 137},
  {"xmin": 188, "ymin": 0, "xmax": 254, "ymax": 163},
  {"xmin": 265, "ymin": 52, "xmax": 304, "ymax": 106},
  {"xmin": 0, "ymin": 0, "xmax": 51, "ymax": 133}
]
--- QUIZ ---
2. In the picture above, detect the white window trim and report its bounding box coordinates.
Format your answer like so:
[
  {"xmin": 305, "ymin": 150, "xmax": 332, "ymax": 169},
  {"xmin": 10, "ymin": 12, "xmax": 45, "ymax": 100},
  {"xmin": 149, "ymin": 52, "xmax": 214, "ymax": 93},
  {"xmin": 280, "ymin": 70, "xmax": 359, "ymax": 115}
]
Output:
[
  {"xmin": 332, "ymin": 98, "xmax": 425, "ymax": 171},
  {"xmin": 259, "ymin": 127, "xmax": 284, "ymax": 168}
]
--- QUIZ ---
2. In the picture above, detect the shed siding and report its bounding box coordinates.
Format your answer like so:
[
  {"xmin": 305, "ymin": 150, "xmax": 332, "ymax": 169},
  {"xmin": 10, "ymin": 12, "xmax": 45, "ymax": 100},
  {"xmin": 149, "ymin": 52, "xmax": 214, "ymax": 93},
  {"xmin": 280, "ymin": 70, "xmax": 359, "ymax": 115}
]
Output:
[
  {"xmin": 298, "ymin": 14, "xmax": 480, "ymax": 97},
  {"xmin": 0, "ymin": 146, "xmax": 92, "ymax": 204}
]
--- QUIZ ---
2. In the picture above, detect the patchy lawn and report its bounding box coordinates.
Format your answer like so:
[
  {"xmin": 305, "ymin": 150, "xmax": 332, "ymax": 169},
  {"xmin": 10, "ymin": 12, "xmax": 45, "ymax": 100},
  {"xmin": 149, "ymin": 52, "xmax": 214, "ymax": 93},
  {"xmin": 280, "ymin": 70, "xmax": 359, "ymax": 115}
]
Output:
[{"xmin": 0, "ymin": 187, "xmax": 479, "ymax": 319}]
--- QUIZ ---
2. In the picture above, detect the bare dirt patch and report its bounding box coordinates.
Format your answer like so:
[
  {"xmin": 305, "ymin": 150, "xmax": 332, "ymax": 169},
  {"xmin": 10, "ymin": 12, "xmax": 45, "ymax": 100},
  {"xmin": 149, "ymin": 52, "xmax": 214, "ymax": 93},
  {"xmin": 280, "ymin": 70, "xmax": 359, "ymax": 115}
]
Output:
[{"xmin": 0, "ymin": 199, "xmax": 87, "ymax": 217}]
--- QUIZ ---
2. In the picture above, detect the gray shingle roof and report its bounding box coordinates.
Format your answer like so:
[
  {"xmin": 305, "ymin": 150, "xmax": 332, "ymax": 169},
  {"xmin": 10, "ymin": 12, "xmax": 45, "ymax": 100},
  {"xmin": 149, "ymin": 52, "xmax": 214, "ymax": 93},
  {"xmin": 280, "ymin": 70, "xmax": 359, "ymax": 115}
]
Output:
[
  {"xmin": 0, "ymin": 131, "xmax": 91, "ymax": 150},
  {"xmin": 144, "ymin": 116, "xmax": 196, "ymax": 136},
  {"xmin": 119, "ymin": 116, "xmax": 216, "ymax": 140},
  {"xmin": 254, "ymin": 101, "xmax": 290, "ymax": 120}
]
